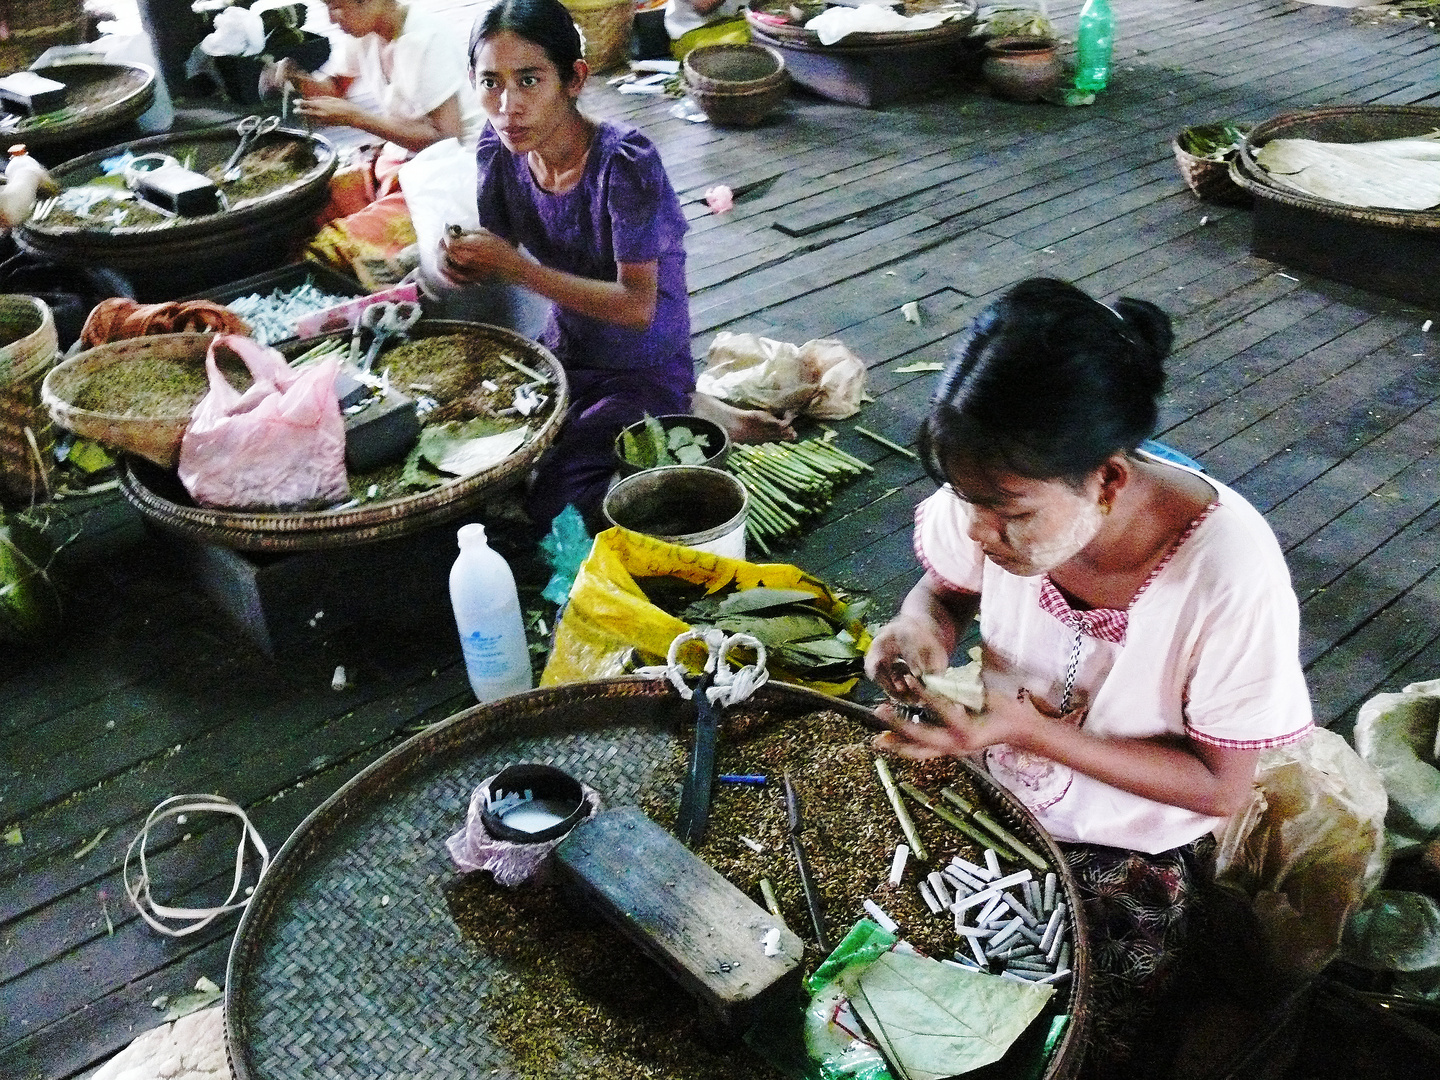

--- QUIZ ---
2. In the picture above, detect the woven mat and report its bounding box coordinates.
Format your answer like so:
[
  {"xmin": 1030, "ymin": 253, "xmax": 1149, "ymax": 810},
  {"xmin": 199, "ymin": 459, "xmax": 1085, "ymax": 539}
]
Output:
[{"xmin": 231, "ymin": 692, "xmax": 677, "ymax": 1078}]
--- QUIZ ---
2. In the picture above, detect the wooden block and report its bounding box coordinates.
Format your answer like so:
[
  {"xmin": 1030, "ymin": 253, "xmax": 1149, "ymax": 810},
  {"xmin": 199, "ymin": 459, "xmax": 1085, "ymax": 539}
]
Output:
[{"xmin": 554, "ymin": 807, "xmax": 804, "ymax": 1030}]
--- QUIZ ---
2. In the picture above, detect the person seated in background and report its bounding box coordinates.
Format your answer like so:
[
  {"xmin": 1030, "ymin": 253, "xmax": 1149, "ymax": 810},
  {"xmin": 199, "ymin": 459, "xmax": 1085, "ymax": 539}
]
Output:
[
  {"xmin": 261, "ymin": 0, "xmax": 484, "ymax": 286},
  {"xmin": 441, "ymin": 0, "xmax": 791, "ymax": 531},
  {"xmin": 664, "ymin": 0, "xmax": 750, "ymax": 61}
]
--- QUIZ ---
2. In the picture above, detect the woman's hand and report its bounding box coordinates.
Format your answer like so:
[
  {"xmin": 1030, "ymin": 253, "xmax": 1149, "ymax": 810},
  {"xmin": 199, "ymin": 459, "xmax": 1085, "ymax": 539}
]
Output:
[
  {"xmin": 873, "ymin": 683, "xmax": 1070, "ymax": 760},
  {"xmin": 439, "ymin": 227, "xmax": 525, "ymax": 286},
  {"xmin": 864, "ymin": 614, "xmax": 952, "ymax": 702},
  {"xmin": 293, "ymin": 95, "xmax": 362, "ymax": 127}
]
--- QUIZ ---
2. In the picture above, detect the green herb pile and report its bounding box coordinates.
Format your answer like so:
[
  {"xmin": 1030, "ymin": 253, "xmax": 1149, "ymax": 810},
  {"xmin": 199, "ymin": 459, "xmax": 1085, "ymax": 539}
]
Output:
[
  {"xmin": 619, "ymin": 414, "xmax": 714, "ymax": 468},
  {"xmin": 726, "ymin": 439, "xmax": 872, "ymax": 555},
  {"xmin": 1179, "ymin": 122, "xmax": 1251, "ymax": 161},
  {"xmin": 678, "ymin": 585, "xmax": 871, "ymax": 686}
]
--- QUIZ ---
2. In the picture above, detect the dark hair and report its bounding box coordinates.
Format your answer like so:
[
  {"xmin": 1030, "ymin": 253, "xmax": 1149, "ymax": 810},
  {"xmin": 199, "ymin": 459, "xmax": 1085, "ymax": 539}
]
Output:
[
  {"xmin": 469, "ymin": 0, "xmax": 585, "ymax": 80},
  {"xmin": 919, "ymin": 278, "xmax": 1172, "ymax": 486}
]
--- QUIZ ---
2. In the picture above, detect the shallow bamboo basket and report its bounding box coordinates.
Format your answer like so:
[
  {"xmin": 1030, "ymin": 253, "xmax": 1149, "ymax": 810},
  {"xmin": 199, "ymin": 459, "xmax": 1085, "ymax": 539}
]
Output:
[
  {"xmin": 1172, "ymin": 123, "xmax": 1254, "ymax": 206},
  {"xmin": 563, "ymin": 0, "xmax": 635, "ymax": 73},
  {"xmin": 0, "ymin": 295, "xmax": 59, "ymax": 505},
  {"xmin": 117, "ymin": 321, "xmax": 569, "ymax": 552},
  {"xmin": 225, "ymin": 678, "xmax": 1092, "ymax": 1080},
  {"xmin": 41, "ymin": 333, "xmax": 217, "ymax": 470}
]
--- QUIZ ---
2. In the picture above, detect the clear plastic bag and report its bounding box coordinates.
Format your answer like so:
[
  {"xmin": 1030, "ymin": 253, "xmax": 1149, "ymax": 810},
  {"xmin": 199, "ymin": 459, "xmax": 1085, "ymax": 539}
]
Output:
[
  {"xmin": 696, "ymin": 332, "xmax": 867, "ymax": 420},
  {"xmin": 1213, "ymin": 727, "xmax": 1389, "ymax": 981},
  {"xmin": 1353, "ymin": 677, "xmax": 1440, "ymax": 856},
  {"xmin": 177, "ymin": 335, "xmax": 348, "ymax": 510}
]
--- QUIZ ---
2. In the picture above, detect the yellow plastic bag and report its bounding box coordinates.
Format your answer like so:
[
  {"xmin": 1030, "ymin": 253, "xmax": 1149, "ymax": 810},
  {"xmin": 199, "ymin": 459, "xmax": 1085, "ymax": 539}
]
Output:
[{"xmin": 541, "ymin": 526, "xmax": 868, "ymax": 696}]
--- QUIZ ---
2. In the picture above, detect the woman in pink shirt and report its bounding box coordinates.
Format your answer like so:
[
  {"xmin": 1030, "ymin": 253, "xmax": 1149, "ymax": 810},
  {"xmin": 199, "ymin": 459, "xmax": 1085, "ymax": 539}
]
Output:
[{"xmin": 865, "ymin": 278, "xmax": 1312, "ymax": 1078}]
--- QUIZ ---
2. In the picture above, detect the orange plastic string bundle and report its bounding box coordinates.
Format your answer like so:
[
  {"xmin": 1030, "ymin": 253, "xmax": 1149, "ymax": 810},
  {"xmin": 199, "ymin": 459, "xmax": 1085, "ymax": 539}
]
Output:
[{"xmin": 80, "ymin": 299, "xmax": 251, "ymax": 349}]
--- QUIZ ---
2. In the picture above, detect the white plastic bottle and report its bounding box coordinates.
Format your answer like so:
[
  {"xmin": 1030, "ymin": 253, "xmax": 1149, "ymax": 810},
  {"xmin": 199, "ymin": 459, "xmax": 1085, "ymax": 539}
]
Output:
[{"xmin": 449, "ymin": 523, "xmax": 533, "ymax": 703}]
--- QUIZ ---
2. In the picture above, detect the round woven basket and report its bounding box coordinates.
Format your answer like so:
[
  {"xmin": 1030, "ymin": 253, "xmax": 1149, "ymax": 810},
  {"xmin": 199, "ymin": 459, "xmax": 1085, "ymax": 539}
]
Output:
[
  {"xmin": 116, "ymin": 320, "xmax": 569, "ymax": 552},
  {"xmin": 0, "ymin": 295, "xmax": 59, "ymax": 506},
  {"xmin": 1172, "ymin": 123, "xmax": 1253, "ymax": 206},
  {"xmin": 1229, "ymin": 104, "xmax": 1440, "ymax": 230},
  {"xmin": 563, "ymin": 0, "xmax": 635, "ymax": 73},
  {"xmin": 3, "ymin": 62, "xmax": 157, "ymax": 151},
  {"xmin": 16, "ymin": 125, "xmax": 337, "ymax": 267},
  {"xmin": 745, "ymin": 4, "xmax": 977, "ymax": 49},
  {"xmin": 41, "ymin": 332, "xmax": 216, "ymax": 470},
  {"xmin": 683, "ymin": 43, "xmax": 789, "ymax": 127},
  {"xmin": 225, "ymin": 677, "xmax": 1092, "ymax": 1080}
]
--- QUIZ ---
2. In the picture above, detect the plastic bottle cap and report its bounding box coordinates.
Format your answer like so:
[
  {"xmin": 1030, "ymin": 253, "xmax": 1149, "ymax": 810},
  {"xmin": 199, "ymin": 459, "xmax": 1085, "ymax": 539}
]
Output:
[{"xmin": 457, "ymin": 522, "xmax": 488, "ymax": 547}]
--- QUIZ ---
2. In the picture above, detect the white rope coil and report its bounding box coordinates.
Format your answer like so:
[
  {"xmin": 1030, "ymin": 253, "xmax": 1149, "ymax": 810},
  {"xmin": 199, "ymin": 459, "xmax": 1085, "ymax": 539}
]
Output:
[
  {"xmin": 636, "ymin": 627, "xmax": 770, "ymax": 707},
  {"xmin": 123, "ymin": 794, "xmax": 271, "ymax": 938}
]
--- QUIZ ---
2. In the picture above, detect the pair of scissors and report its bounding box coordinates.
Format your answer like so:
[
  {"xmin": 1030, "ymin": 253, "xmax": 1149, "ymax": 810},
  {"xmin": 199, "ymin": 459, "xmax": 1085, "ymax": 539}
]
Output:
[
  {"xmin": 666, "ymin": 628, "xmax": 768, "ymax": 847},
  {"xmin": 222, "ymin": 115, "xmax": 281, "ymax": 182},
  {"xmin": 356, "ymin": 301, "xmax": 422, "ymax": 374}
]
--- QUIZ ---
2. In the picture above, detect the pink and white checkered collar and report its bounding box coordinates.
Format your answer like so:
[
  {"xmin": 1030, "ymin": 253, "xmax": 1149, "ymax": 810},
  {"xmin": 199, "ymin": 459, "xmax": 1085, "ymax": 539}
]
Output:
[{"xmin": 1037, "ymin": 500, "xmax": 1219, "ymax": 644}]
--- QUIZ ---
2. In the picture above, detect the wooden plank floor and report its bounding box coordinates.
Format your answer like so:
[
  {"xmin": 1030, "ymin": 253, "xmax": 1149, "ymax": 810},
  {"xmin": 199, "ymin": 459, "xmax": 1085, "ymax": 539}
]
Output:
[{"xmin": 4, "ymin": 1, "xmax": 1440, "ymax": 1075}]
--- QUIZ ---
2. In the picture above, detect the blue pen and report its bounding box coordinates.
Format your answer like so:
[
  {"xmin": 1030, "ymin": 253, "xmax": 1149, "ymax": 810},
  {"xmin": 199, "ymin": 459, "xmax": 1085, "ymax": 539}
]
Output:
[{"xmin": 718, "ymin": 774, "xmax": 767, "ymax": 785}]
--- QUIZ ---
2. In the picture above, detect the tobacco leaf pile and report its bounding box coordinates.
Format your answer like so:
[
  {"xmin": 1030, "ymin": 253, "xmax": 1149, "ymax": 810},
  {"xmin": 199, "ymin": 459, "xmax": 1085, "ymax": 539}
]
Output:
[{"xmin": 445, "ymin": 704, "xmax": 1001, "ymax": 1080}]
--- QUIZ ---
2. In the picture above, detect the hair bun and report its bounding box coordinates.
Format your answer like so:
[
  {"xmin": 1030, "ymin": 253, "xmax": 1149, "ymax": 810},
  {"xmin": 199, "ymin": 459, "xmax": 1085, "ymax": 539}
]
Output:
[{"xmin": 1112, "ymin": 297, "xmax": 1173, "ymax": 361}]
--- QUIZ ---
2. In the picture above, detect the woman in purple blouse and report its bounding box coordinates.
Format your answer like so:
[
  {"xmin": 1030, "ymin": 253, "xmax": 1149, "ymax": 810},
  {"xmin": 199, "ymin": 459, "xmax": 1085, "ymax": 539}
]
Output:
[{"xmin": 440, "ymin": 0, "xmax": 790, "ymax": 529}]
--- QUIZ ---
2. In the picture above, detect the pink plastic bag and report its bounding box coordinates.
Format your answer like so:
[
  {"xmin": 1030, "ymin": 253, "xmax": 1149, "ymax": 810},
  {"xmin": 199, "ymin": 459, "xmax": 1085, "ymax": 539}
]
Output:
[{"xmin": 177, "ymin": 335, "xmax": 349, "ymax": 510}]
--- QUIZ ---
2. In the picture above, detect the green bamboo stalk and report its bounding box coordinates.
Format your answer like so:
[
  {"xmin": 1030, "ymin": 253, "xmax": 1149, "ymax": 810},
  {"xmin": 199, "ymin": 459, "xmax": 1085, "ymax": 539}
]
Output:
[
  {"xmin": 939, "ymin": 787, "xmax": 1048, "ymax": 871},
  {"xmin": 899, "ymin": 781, "xmax": 999, "ymax": 853},
  {"xmin": 759, "ymin": 877, "xmax": 785, "ymax": 921},
  {"xmin": 873, "ymin": 757, "xmax": 928, "ymax": 862},
  {"xmin": 814, "ymin": 441, "xmax": 875, "ymax": 472},
  {"xmin": 854, "ymin": 426, "xmax": 920, "ymax": 462}
]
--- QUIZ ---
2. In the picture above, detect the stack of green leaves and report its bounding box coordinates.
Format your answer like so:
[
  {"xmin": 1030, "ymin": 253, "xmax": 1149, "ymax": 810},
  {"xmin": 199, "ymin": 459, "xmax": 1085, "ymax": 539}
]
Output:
[
  {"xmin": 726, "ymin": 438, "xmax": 872, "ymax": 554},
  {"xmin": 619, "ymin": 415, "xmax": 713, "ymax": 469},
  {"xmin": 681, "ymin": 585, "xmax": 871, "ymax": 685},
  {"xmin": 1180, "ymin": 123, "xmax": 1250, "ymax": 161}
]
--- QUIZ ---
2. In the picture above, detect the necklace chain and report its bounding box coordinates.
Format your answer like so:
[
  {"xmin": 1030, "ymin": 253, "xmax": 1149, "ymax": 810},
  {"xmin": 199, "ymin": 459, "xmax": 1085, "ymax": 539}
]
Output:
[{"xmin": 1059, "ymin": 620, "xmax": 1084, "ymax": 714}]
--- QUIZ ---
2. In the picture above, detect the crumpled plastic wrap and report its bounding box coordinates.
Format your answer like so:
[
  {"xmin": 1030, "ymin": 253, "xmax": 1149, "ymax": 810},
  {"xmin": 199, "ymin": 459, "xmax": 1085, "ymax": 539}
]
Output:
[
  {"xmin": 1353, "ymin": 677, "xmax": 1440, "ymax": 856},
  {"xmin": 696, "ymin": 331, "xmax": 866, "ymax": 420},
  {"xmin": 446, "ymin": 772, "xmax": 601, "ymax": 886},
  {"xmin": 177, "ymin": 335, "xmax": 348, "ymax": 510},
  {"xmin": 1213, "ymin": 727, "xmax": 1389, "ymax": 981},
  {"xmin": 805, "ymin": 6, "xmax": 964, "ymax": 46},
  {"xmin": 199, "ymin": 6, "xmax": 266, "ymax": 57}
]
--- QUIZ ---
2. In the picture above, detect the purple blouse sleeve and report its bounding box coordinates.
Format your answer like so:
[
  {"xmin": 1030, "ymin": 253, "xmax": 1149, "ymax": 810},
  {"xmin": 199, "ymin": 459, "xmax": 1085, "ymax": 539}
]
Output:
[{"xmin": 603, "ymin": 130, "xmax": 684, "ymax": 265}]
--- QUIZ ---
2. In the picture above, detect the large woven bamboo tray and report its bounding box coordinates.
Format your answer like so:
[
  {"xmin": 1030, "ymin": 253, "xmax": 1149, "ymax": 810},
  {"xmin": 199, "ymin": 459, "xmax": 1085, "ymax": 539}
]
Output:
[
  {"xmin": 14, "ymin": 123, "xmax": 336, "ymax": 265},
  {"xmin": 225, "ymin": 678, "xmax": 1091, "ymax": 1080},
  {"xmin": 1, "ymin": 61, "xmax": 156, "ymax": 152},
  {"xmin": 116, "ymin": 320, "xmax": 567, "ymax": 551},
  {"xmin": 1228, "ymin": 104, "xmax": 1440, "ymax": 305},
  {"xmin": 1228, "ymin": 104, "xmax": 1440, "ymax": 230},
  {"xmin": 746, "ymin": 2, "xmax": 976, "ymax": 49}
]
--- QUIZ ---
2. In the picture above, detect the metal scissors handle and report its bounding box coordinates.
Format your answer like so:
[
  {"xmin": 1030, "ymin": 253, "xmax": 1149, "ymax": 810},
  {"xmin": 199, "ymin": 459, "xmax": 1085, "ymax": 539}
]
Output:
[
  {"xmin": 357, "ymin": 301, "xmax": 422, "ymax": 373},
  {"xmin": 222, "ymin": 115, "xmax": 282, "ymax": 181}
]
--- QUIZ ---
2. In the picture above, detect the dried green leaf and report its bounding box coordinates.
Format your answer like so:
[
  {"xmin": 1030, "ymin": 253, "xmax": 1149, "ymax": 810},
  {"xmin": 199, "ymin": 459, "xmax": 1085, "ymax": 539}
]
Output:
[
  {"xmin": 851, "ymin": 951, "xmax": 1054, "ymax": 1080},
  {"xmin": 713, "ymin": 587, "xmax": 822, "ymax": 616}
]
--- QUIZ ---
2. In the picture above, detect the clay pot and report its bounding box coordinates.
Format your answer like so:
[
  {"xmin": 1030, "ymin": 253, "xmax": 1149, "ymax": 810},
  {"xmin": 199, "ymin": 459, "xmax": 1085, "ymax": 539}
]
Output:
[{"xmin": 982, "ymin": 37, "xmax": 1063, "ymax": 102}]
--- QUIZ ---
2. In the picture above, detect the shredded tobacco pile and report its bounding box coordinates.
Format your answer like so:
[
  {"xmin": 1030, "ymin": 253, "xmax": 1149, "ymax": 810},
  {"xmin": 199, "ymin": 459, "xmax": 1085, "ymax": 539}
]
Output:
[
  {"xmin": 446, "ymin": 704, "xmax": 1001, "ymax": 1079},
  {"xmin": 68, "ymin": 353, "xmax": 251, "ymax": 416}
]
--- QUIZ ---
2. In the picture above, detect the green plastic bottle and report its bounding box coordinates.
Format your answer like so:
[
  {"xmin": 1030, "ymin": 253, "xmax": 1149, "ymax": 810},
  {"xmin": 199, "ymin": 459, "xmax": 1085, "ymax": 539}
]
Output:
[{"xmin": 1075, "ymin": 0, "xmax": 1114, "ymax": 92}]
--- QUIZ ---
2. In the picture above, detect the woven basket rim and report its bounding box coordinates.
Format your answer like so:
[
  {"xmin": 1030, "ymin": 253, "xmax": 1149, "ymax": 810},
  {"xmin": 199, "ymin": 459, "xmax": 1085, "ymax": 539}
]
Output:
[
  {"xmin": 3, "ymin": 62, "xmax": 156, "ymax": 149},
  {"xmin": 17, "ymin": 125, "xmax": 337, "ymax": 250},
  {"xmin": 115, "ymin": 320, "xmax": 569, "ymax": 550},
  {"xmin": 224, "ymin": 677, "xmax": 1092, "ymax": 1080},
  {"xmin": 746, "ymin": 4, "xmax": 976, "ymax": 49},
  {"xmin": 0, "ymin": 296, "xmax": 58, "ymax": 386},
  {"xmin": 1229, "ymin": 104, "xmax": 1440, "ymax": 229}
]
